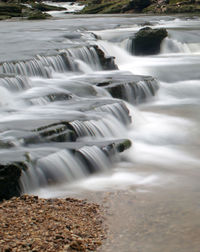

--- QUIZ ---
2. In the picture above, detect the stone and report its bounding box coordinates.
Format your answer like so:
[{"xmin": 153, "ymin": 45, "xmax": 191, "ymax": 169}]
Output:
[
  {"xmin": 0, "ymin": 162, "xmax": 28, "ymax": 201},
  {"xmin": 132, "ymin": 27, "xmax": 168, "ymax": 55}
]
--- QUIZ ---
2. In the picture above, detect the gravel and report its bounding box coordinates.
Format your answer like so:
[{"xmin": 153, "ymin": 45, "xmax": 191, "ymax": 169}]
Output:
[{"xmin": 0, "ymin": 195, "xmax": 106, "ymax": 251}]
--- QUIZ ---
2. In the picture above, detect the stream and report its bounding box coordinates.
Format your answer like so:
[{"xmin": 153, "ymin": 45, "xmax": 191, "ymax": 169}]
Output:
[{"xmin": 1, "ymin": 11, "xmax": 200, "ymax": 251}]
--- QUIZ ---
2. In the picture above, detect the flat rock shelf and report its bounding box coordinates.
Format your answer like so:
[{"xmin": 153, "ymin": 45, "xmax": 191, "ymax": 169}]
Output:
[{"xmin": 0, "ymin": 195, "xmax": 106, "ymax": 252}]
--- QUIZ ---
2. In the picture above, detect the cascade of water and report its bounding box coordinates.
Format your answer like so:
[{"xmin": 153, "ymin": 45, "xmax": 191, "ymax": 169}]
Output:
[
  {"xmin": 70, "ymin": 113, "xmax": 127, "ymax": 139},
  {"xmin": 161, "ymin": 38, "xmax": 200, "ymax": 54},
  {"xmin": 20, "ymin": 149, "xmax": 88, "ymax": 192},
  {"xmin": 94, "ymin": 102, "xmax": 131, "ymax": 125},
  {"xmin": 0, "ymin": 45, "xmax": 104, "ymax": 78},
  {"xmin": 1, "ymin": 59, "xmax": 52, "ymax": 78},
  {"xmin": 78, "ymin": 145, "xmax": 111, "ymax": 173},
  {"xmin": 0, "ymin": 76, "xmax": 31, "ymax": 91},
  {"xmin": 62, "ymin": 46, "xmax": 102, "ymax": 71}
]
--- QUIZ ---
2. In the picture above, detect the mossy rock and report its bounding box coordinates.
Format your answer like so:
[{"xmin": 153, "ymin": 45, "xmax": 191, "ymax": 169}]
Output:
[
  {"xmin": 31, "ymin": 3, "xmax": 66, "ymax": 12},
  {"xmin": 79, "ymin": 0, "xmax": 152, "ymax": 13},
  {"xmin": 79, "ymin": 1, "xmax": 113, "ymax": 14},
  {"xmin": 0, "ymin": 3, "xmax": 22, "ymax": 17},
  {"xmin": 80, "ymin": 0, "xmax": 133, "ymax": 14},
  {"xmin": 116, "ymin": 139, "xmax": 132, "ymax": 152},
  {"xmin": 27, "ymin": 10, "xmax": 51, "ymax": 20},
  {"xmin": 132, "ymin": 27, "xmax": 168, "ymax": 55}
]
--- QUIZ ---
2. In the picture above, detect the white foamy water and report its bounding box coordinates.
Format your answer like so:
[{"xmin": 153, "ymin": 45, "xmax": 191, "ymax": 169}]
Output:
[{"xmin": 1, "ymin": 15, "xmax": 200, "ymax": 197}]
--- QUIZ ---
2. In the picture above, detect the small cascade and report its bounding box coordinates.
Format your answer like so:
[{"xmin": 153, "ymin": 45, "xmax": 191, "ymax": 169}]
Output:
[
  {"xmin": 0, "ymin": 45, "xmax": 108, "ymax": 78},
  {"xmin": 0, "ymin": 76, "xmax": 31, "ymax": 91},
  {"xmin": 97, "ymin": 74, "xmax": 159, "ymax": 104},
  {"xmin": 61, "ymin": 46, "xmax": 102, "ymax": 71},
  {"xmin": 77, "ymin": 145, "xmax": 111, "ymax": 173},
  {"xmin": 20, "ymin": 149, "xmax": 87, "ymax": 192},
  {"xmin": 70, "ymin": 114, "xmax": 127, "ymax": 139},
  {"xmin": 122, "ymin": 37, "xmax": 134, "ymax": 54},
  {"xmin": 161, "ymin": 38, "xmax": 200, "ymax": 54},
  {"xmin": 129, "ymin": 79, "xmax": 159, "ymax": 104},
  {"xmin": 94, "ymin": 102, "xmax": 131, "ymax": 125},
  {"xmin": 1, "ymin": 58, "xmax": 52, "ymax": 78}
]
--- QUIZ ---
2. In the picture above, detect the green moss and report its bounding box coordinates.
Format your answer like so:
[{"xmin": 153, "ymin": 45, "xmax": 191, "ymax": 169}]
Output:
[
  {"xmin": 116, "ymin": 139, "xmax": 132, "ymax": 152},
  {"xmin": 0, "ymin": 15, "xmax": 11, "ymax": 20},
  {"xmin": 80, "ymin": 2, "xmax": 113, "ymax": 14},
  {"xmin": 80, "ymin": 0, "xmax": 133, "ymax": 14},
  {"xmin": 0, "ymin": 3, "xmax": 22, "ymax": 17},
  {"xmin": 27, "ymin": 11, "xmax": 51, "ymax": 20},
  {"xmin": 143, "ymin": 3, "xmax": 157, "ymax": 13}
]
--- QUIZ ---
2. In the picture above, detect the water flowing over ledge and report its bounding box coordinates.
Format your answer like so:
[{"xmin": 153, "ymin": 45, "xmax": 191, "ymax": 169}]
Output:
[
  {"xmin": 1, "ymin": 14, "xmax": 200, "ymax": 252},
  {"xmin": 2, "ymin": 14, "xmax": 200, "ymax": 202},
  {"xmin": 0, "ymin": 25, "xmax": 159, "ymax": 200}
]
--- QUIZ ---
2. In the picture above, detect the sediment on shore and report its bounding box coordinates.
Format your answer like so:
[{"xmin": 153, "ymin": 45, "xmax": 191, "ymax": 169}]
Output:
[{"xmin": 0, "ymin": 195, "xmax": 106, "ymax": 251}]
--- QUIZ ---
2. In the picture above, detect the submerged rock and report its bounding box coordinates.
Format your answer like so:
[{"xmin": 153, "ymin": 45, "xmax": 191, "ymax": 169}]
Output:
[{"xmin": 130, "ymin": 27, "xmax": 168, "ymax": 55}]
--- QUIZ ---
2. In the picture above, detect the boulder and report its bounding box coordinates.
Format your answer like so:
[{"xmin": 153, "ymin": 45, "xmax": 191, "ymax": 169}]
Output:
[
  {"xmin": 127, "ymin": 0, "xmax": 151, "ymax": 11},
  {"xmin": 0, "ymin": 2, "xmax": 22, "ymax": 17},
  {"xmin": 131, "ymin": 27, "xmax": 168, "ymax": 55},
  {"xmin": 0, "ymin": 162, "xmax": 28, "ymax": 201}
]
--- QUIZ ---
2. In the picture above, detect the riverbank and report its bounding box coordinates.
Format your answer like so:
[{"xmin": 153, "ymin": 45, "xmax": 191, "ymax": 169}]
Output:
[
  {"xmin": 2, "ymin": 0, "xmax": 200, "ymax": 21},
  {"xmin": 0, "ymin": 195, "xmax": 106, "ymax": 251},
  {"xmin": 79, "ymin": 0, "xmax": 200, "ymax": 14}
]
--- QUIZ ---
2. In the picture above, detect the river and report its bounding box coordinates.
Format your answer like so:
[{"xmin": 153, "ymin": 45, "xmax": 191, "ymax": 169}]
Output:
[{"xmin": 1, "ymin": 12, "xmax": 200, "ymax": 251}]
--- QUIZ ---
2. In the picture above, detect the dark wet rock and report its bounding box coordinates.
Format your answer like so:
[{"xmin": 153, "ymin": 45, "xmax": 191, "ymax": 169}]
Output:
[
  {"xmin": 93, "ymin": 45, "xmax": 118, "ymax": 70},
  {"xmin": 0, "ymin": 162, "xmax": 28, "ymax": 201},
  {"xmin": 130, "ymin": 27, "xmax": 168, "ymax": 55},
  {"xmin": 0, "ymin": 2, "xmax": 22, "ymax": 18},
  {"xmin": 30, "ymin": 2, "xmax": 66, "ymax": 12},
  {"xmin": 33, "ymin": 123, "xmax": 77, "ymax": 143},
  {"xmin": 127, "ymin": 0, "xmax": 151, "ymax": 11}
]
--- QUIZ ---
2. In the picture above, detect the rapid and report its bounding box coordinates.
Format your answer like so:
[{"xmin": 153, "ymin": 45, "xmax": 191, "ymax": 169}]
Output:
[{"xmin": 1, "ymin": 12, "xmax": 200, "ymax": 251}]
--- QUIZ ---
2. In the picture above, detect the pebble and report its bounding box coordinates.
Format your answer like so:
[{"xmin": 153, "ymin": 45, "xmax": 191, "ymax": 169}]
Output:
[{"xmin": 0, "ymin": 195, "xmax": 106, "ymax": 251}]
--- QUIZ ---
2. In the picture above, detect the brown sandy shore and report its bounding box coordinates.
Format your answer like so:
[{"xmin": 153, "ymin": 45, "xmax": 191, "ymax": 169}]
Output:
[{"xmin": 0, "ymin": 195, "xmax": 106, "ymax": 252}]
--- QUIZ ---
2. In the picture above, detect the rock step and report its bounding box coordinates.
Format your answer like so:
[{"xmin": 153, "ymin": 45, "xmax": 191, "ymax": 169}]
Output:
[
  {"xmin": 0, "ymin": 138, "xmax": 131, "ymax": 201},
  {"xmin": 0, "ymin": 45, "xmax": 118, "ymax": 77}
]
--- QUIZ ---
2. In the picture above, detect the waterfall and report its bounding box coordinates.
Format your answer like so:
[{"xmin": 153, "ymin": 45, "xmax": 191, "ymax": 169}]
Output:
[
  {"xmin": 20, "ymin": 149, "xmax": 87, "ymax": 192},
  {"xmin": 0, "ymin": 76, "xmax": 31, "ymax": 91},
  {"xmin": 0, "ymin": 45, "xmax": 105, "ymax": 78},
  {"xmin": 161, "ymin": 38, "xmax": 200, "ymax": 54}
]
